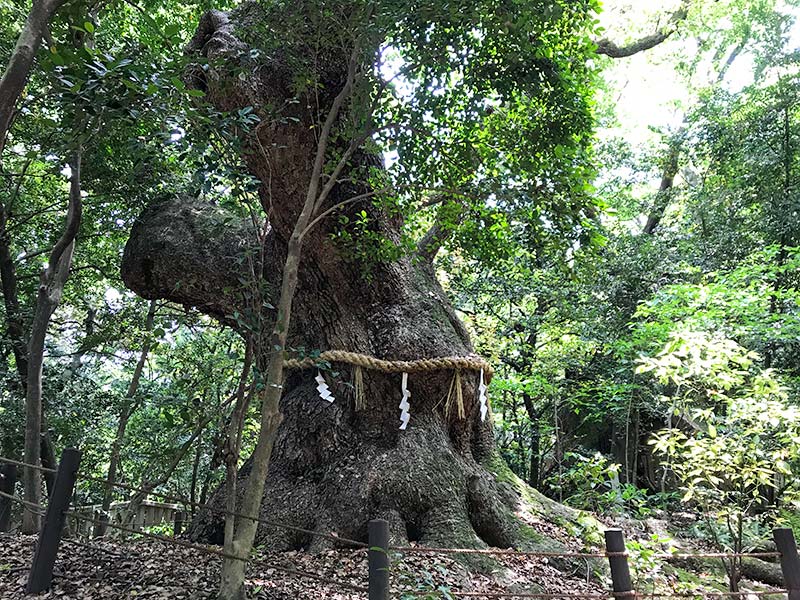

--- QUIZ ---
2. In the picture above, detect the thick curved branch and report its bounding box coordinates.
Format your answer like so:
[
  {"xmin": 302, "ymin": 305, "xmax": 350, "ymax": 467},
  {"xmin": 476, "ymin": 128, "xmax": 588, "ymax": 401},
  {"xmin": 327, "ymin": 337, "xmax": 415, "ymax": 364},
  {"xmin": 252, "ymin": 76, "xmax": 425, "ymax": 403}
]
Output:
[
  {"xmin": 595, "ymin": 2, "xmax": 690, "ymax": 59},
  {"xmin": 46, "ymin": 153, "xmax": 82, "ymax": 290},
  {"xmin": 416, "ymin": 196, "xmax": 465, "ymax": 263},
  {"xmin": 121, "ymin": 196, "xmax": 273, "ymax": 323},
  {"xmin": 417, "ymin": 213, "xmax": 455, "ymax": 263}
]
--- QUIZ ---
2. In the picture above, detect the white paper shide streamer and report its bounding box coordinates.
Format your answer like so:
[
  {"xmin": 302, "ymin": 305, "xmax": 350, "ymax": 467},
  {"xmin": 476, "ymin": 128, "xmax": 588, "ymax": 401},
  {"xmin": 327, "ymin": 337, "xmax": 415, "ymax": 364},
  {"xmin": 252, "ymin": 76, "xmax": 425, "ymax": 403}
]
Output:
[
  {"xmin": 478, "ymin": 368, "xmax": 488, "ymax": 421},
  {"xmin": 399, "ymin": 372, "xmax": 411, "ymax": 430},
  {"xmin": 315, "ymin": 370, "xmax": 335, "ymax": 403}
]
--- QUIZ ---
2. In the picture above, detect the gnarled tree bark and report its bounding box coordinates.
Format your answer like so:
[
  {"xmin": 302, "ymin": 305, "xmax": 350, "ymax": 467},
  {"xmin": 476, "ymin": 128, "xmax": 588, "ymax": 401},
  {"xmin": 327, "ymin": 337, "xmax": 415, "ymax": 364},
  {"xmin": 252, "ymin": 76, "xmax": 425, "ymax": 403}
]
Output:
[{"xmin": 122, "ymin": 3, "xmax": 573, "ymax": 557}]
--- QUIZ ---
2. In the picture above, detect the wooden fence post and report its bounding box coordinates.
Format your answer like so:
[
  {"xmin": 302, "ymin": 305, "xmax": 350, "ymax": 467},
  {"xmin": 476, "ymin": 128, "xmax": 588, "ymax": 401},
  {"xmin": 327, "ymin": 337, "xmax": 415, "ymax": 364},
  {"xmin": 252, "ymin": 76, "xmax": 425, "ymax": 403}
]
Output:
[
  {"xmin": 0, "ymin": 463, "xmax": 17, "ymax": 532},
  {"xmin": 605, "ymin": 529, "xmax": 634, "ymax": 599},
  {"xmin": 174, "ymin": 510, "xmax": 184, "ymax": 537},
  {"xmin": 774, "ymin": 528, "xmax": 800, "ymax": 600},
  {"xmin": 26, "ymin": 448, "xmax": 81, "ymax": 594},
  {"xmin": 368, "ymin": 519, "xmax": 390, "ymax": 600}
]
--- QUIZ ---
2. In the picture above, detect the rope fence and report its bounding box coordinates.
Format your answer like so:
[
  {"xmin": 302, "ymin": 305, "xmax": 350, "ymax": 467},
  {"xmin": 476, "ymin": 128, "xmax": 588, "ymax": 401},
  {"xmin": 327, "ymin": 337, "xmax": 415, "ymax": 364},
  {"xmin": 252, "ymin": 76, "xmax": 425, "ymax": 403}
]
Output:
[
  {"xmin": 64, "ymin": 510, "xmax": 371, "ymax": 593},
  {"xmin": 0, "ymin": 488, "xmax": 47, "ymax": 514},
  {"xmin": 1, "ymin": 450, "xmax": 799, "ymax": 599},
  {"xmin": 398, "ymin": 592, "xmax": 791, "ymax": 599},
  {"xmin": 631, "ymin": 593, "xmax": 788, "ymax": 598},
  {"xmin": 412, "ymin": 591, "xmax": 613, "ymax": 600},
  {"xmin": 74, "ymin": 470, "xmax": 369, "ymax": 548},
  {"xmin": 60, "ymin": 536, "xmax": 125, "ymax": 557},
  {"xmin": 391, "ymin": 545, "xmax": 617, "ymax": 558},
  {"xmin": 390, "ymin": 545, "xmax": 782, "ymax": 560},
  {"xmin": 0, "ymin": 455, "xmax": 57, "ymax": 474}
]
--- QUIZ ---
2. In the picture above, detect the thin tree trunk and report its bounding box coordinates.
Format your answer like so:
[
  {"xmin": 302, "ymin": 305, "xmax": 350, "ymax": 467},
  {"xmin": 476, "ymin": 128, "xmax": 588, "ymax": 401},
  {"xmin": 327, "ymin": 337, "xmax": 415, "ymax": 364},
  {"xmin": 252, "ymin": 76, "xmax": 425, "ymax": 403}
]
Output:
[
  {"xmin": 190, "ymin": 431, "xmax": 202, "ymax": 518},
  {"xmin": 94, "ymin": 300, "xmax": 156, "ymax": 537},
  {"xmin": 0, "ymin": 189, "xmax": 56, "ymax": 498},
  {"xmin": 643, "ymin": 142, "xmax": 680, "ymax": 235},
  {"xmin": 222, "ymin": 340, "xmax": 254, "ymax": 551},
  {"xmin": 22, "ymin": 150, "xmax": 82, "ymax": 532},
  {"xmin": 199, "ymin": 466, "xmax": 213, "ymax": 508},
  {"xmin": 529, "ymin": 424, "xmax": 541, "ymax": 489},
  {"xmin": 521, "ymin": 393, "xmax": 540, "ymax": 488},
  {"xmin": 0, "ymin": 0, "xmax": 65, "ymax": 156},
  {"xmin": 631, "ymin": 408, "xmax": 639, "ymax": 488},
  {"xmin": 123, "ymin": 405, "xmax": 221, "ymax": 524},
  {"xmin": 218, "ymin": 43, "xmax": 360, "ymax": 600},
  {"xmin": 39, "ymin": 432, "xmax": 55, "ymax": 494}
]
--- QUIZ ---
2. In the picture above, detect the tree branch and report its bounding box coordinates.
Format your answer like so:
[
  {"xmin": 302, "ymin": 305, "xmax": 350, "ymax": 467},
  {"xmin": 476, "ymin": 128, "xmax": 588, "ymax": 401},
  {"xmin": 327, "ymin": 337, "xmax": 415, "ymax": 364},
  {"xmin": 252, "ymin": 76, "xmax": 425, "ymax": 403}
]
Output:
[
  {"xmin": 643, "ymin": 139, "xmax": 681, "ymax": 235},
  {"xmin": 121, "ymin": 196, "xmax": 268, "ymax": 322},
  {"xmin": 0, "ymin": 0, "xmax": 67, "ymax": 157},
  {"xmin": 595, "ymin": 2, "xmax": 690, "ymax": 59},
  {"xmin": 416, "ymin": 188, "xmax": 473, "ymax": 262},
  {"xmin": 416, "ymin": 199, "xmax": 463, "ymax": 263},
  {"xmin": 45, "ymin": 153, "xmax": 83, "ymax": 285}
]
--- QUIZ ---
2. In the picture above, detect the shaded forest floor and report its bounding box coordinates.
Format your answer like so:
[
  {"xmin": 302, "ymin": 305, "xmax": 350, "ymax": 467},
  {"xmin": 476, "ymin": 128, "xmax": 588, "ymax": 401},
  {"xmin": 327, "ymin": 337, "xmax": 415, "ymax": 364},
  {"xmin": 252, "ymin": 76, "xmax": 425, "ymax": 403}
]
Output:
[
  {"xmin": 0, "ymin": 516, "xmax": 785, "ymax": 599},
  {"xmin": 0, "ymin": 531, "xmax": 607, "ymax": 599}
]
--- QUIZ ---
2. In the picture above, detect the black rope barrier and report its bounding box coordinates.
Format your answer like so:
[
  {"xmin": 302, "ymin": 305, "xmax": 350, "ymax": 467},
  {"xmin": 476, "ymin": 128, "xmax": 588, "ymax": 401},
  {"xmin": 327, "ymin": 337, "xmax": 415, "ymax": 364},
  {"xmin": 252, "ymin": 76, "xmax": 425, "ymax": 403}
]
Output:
[
  {"xmin": 636, "ymin": 592, "xmax": 788, "ymax": 598},
  {"xmin": 0, "ymin": 453, "xmax": 793, "ymax": 600},
  {"xmin": 0, "ymin": 456, "xmax": 57, "ymax": 474},
  {"xmin": 661, "ymin": 552, "xmax": 783, "ymax": 559},
  {"xmin": 406, "ymin": 589, "xmax": 789, "ymax": 598},
  {"xmin": 60, "ymin": 536, "xmax": 126, "ymax": 557},
  {"xmin": 392, "ymin": 545, "xmax": 612, "ymax": 558},
  {"xmin": 407, "ymin": 593, "xmax": 614, "ymax": 599},
  {"xmin": 0, "ymin": 489, "xmax": 47, "ymax": 514},
  {"xmin": 75, "ymin": 471, "xmax": 369, "ymax": 548}
]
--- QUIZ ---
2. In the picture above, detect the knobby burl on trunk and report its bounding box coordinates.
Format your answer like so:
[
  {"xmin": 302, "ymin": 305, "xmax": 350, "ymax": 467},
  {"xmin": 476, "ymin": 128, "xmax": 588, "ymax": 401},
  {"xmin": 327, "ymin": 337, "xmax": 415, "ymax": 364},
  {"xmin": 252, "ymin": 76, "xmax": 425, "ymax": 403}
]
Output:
[{"xmin": 122, "ymin": 2, "xmax": 554, "ymax": 552}]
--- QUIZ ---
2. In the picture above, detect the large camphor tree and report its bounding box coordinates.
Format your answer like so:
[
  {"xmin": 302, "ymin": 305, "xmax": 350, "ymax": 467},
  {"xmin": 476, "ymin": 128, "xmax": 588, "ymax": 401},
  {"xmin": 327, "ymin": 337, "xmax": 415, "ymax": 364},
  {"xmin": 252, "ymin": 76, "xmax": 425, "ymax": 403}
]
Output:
[{"xmin": 120, "ymin": 0, "xmax": 599, "ymax": 590}]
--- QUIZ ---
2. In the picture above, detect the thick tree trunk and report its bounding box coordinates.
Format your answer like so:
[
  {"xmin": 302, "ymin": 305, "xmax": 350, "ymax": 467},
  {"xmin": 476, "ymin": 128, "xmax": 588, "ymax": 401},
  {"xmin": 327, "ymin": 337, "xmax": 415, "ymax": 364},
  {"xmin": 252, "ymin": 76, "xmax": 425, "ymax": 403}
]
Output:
[{"xmin": 122, "ymin": 4, "xmax": 540, "ymax": 553}]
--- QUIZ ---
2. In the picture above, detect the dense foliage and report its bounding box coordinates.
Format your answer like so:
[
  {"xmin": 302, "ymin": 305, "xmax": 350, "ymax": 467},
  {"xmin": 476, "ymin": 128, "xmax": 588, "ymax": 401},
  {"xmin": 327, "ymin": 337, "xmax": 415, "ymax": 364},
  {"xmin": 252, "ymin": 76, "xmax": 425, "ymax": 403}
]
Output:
[{"xmin": 2, "ymin": 0, "xmax": 800, "ymax": 590}]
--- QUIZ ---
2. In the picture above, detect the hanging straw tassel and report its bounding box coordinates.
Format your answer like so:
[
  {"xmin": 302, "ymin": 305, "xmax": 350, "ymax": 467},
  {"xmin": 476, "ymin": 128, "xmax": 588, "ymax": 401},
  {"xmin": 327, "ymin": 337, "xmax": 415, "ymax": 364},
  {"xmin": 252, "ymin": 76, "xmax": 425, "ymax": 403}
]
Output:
[
  {"xmin": 445, "ymin": 370, "xmax": 466, "ymax": 419},
  {"xmin": 456, "ymin": 370, "xmax": 465, "ymax": 419},
  {"xmin": 352, "ymin": 365, "xmax": 365, "ymax": 411}
]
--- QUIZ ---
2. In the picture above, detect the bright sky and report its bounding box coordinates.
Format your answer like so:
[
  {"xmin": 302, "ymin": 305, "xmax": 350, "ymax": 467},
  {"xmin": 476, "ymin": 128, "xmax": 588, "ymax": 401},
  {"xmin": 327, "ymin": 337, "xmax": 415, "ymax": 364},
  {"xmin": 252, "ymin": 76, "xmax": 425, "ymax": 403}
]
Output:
[{"xmin": 598, "ymin": 1, "xmax": 800, "ymax": 148}]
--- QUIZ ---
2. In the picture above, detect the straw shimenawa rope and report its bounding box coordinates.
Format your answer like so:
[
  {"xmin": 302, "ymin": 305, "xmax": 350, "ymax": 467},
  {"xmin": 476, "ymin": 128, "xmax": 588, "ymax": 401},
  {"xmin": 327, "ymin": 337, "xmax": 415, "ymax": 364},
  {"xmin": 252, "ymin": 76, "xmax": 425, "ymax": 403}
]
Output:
[
  {"xmin": 283, "ymin": 350, "xmax": 493, "ymax": 417},
  {"xmin": 283, "ymin": 350, "xmax": 494, "ymax": 379}
]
